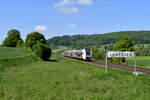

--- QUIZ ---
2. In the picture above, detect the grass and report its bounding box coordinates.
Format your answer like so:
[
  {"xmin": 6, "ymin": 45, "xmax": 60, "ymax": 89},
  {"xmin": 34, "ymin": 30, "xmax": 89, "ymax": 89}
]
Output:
[
  {"xmin": 0, "ymin": 47, "xmax": 32, "ymax": 58},
  {"xmin": 127, "ymin": 56, "xmax": 150, "ymax": 68},
  {"xmin": 0, "ymin": 54, "xmax": 150, "ymax": 100},
  {"xmin": 0, "ymin": 47, "xmax": 39, "ymax": 68}
]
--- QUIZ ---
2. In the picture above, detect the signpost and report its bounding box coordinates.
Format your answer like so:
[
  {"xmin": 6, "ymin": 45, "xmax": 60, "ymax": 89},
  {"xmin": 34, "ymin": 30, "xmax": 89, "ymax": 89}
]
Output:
[{"xmin": 106, "ymin": 51, "xmax": 136, "ymax": 74}]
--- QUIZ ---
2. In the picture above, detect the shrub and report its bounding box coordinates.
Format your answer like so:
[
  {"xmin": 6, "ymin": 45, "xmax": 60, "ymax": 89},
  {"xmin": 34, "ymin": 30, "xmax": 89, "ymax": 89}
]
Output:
[
  {"xmin": 33, "ymin": 42, "xmax": 51, "ymax": 61},
  {"xmin": 25, "ymin": 32, "xmax": 46, "ymax": 51},
  {"xmin": 17, "ymin": 40, "xmax": 24, "ymax": 48},
  {"xmin": 92, "ymin": 48, "xmax": 105, "ymax": 61}
]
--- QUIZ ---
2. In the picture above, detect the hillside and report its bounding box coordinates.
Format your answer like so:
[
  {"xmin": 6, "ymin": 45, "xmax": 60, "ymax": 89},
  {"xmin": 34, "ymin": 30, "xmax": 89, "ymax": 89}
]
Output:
[
  {"xmin": 47, "ymin": 31, "xmax": 150, "ymax": 48},
  {"xmin": 0, "ymin": 47, "xmax": 39, "ymax": 67},
  {"xmin": 0, "ymin": 47, "xmax": 32, "ymax": 58}
]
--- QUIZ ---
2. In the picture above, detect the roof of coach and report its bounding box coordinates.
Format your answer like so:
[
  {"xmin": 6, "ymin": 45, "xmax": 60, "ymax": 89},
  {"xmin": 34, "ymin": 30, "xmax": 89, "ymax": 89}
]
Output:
[{"xmin": 64, "ymin": 49, "xmax": 83, "ymax": 53}]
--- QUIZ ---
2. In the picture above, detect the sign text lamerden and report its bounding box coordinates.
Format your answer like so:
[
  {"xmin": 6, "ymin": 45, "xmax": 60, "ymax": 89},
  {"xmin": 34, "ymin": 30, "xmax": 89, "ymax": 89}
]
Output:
[
  {"xmin": 105, "ymin": 51, "xmax": 136, "ymax": 74},
  {"xmin": 107, "ymin": 51, "xmax": 135, "ymax": 58}
]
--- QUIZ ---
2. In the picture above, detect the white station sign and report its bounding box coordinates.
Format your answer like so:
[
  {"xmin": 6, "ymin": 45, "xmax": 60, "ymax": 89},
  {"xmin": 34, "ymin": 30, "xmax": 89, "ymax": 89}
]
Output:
[{"xmin": 107, "ymin": 51, "xmax": 135, "ymax": 58}]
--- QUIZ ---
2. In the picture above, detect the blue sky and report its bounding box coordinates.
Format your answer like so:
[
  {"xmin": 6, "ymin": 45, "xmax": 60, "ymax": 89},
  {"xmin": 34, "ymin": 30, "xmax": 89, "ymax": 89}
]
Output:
[{"xmin": 1, "ymin": 0, "xmax": 150, "ymax": 44}]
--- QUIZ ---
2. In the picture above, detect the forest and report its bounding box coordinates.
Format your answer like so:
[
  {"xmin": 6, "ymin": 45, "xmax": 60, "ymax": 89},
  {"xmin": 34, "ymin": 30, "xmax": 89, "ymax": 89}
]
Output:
[{"xmin": 47, "ymin": 31, "xmax": 150, "ymax": 48}]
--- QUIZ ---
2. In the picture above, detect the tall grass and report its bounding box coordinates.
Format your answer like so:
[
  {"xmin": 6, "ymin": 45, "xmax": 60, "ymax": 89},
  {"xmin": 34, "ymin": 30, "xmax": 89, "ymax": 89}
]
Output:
[
  {"xmin": 0, "ymin": 47, "xmax": 40, "ymax": 68},
  {"xmin": 0, "ymin": 47, "xmax": 32, "ymax": 58},
  {"xmin": 0, "ymin": 47, "xmax": 40, "ymax": 85},
  {"xmin": 0, "ymin": 55, "xmax": 150, "ymax": 99},
  {"xmin": 0, "ymin": 54, "xmax": 39, "ymax": 68}
]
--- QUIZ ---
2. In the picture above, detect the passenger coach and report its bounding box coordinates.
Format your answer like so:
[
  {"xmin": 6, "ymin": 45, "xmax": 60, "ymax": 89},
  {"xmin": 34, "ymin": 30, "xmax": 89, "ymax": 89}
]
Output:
[{"xmin": 62, "ymin": 48, "xmax": 92, "ymax": 61}]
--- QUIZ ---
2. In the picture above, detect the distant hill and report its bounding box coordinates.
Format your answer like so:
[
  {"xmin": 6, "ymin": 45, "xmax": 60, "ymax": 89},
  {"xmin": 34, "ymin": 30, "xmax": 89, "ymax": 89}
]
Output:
[{"xmin": 47, "ymin": 31, "xmax": 150, "ymax": 48}]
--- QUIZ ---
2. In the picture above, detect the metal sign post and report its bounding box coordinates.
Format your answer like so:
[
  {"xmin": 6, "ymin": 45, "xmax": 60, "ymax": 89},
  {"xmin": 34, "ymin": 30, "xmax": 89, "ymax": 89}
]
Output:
[
  {"xmin": 134, "ymin": 55, "xmax": 136, "ymax": 75},
  {"xmin": 105, "ymin": 46, "xmax": 108, "ymax": 74},
  {"xmin": 105, "ymin": 53, "xmax": 108, "ymax": 74},
  {"xmin": 106, "ymin": 51, "xmax": 136, "ymax": 74}
]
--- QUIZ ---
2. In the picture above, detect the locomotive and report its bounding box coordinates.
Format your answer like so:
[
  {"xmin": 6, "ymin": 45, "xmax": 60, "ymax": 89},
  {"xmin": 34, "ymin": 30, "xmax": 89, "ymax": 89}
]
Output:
[{"xmin": 62, "ymin": 48, "xmax": 92, "ymax": 61}]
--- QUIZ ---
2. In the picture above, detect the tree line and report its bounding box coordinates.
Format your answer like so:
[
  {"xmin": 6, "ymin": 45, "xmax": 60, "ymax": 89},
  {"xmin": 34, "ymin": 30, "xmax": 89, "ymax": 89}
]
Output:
[
  {"xmin": 1, "ymin": 29, "xmax": 51, "ymax": 61},
  {"xmin": 47, "ymin": 31, "xmax": 150, "ymax": 48}
]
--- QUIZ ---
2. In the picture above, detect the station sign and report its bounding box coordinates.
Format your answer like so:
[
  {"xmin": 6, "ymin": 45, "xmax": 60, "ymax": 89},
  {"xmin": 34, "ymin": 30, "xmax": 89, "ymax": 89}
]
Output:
[
  {"xmin": 107, "ymin": 51, "xmax": 135, "ymax": 58},
  {"xmin": 105, "ymin": 51, "xmax": 136, "ymax": 75}
]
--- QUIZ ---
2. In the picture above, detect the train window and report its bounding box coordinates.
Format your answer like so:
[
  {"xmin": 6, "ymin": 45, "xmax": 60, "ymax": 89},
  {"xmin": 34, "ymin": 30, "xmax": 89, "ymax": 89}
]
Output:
[
  {"xmin": 85, "ymin": 49, "xmax": 90, "ymax": 52},
  {"xmin": 85, "ymin": 49, "xmax": 90, "ymax": 55}
]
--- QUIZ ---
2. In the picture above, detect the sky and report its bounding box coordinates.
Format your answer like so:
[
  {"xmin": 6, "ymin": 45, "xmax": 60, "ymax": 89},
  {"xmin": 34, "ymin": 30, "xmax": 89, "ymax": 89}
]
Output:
[{"xmin": 1, "ymin": 0, "xmax": 150, "ymax": 44}]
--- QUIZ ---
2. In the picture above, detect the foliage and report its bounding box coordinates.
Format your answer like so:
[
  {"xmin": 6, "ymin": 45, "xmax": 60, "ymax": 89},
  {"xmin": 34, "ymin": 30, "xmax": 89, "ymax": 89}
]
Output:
[
  {"xmin": 113, "ymin": 35, "xmax": 134, "ymax": 64},
  {"xmin": 33, "ymin": 42, "xmax": 51, "ymax": 60},
  {"xmin": 47, "ymin": 31, "xmax": 150, "ymax": 48},
  {"xmin": 92, "ymin": 48, "xmax": 105, "ymax": 61},
  {"xmin": 0, "ymin": 55, "xmax": 150, "ymax": 99},
  {"xmin": 135, "ymin": 44, "xmax": 150, "ymax": 56},
  {"xmin": 25, "ymin": 32, "xmax": 46, "ymax": 50},
  {"xmin": 2, "ymin": 29, "xmax": 23, "ymax": 47},
  {"xmin": 17, "ymin": 40, "xmax": 24, "ymax": 48},
  {"xmin": 113, "ymin": 35, "xmax": 134, "ymax": 51},
  {"xmin": 52, "ymin": 46, "xmax": 72, "ymax": 54}
]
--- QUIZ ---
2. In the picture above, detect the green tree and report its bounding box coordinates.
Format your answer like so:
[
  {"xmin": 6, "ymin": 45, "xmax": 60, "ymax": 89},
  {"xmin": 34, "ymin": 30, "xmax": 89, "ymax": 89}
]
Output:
[
  {"xmin": 2, "ymin": 29, "xmax": 23, "ymax": 47},
  {"xmin": 17, "ymin": 40, "xmax": 24, "ymax": 48},
  {"xmin": 92, "ymin": 48, "xmax": 105, "ymax": 61},
  {"xmin": 25, "ymin": 32, "xmax": 46, "ymax": 51},
  {"xmin": 33, "ymin": 42, "xmax": 51, "ymax": 61},
  {"xmin": 113, "ymin": 35, "xmax": 134, "ymax": 64}
]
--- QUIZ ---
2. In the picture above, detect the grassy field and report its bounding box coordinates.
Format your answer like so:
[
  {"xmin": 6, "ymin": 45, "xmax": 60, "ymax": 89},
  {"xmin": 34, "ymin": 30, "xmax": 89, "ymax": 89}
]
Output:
[
  {"xmin": 0, "ymin": 47, "xmax": 32, "ymax": 58},
  {"xmin": 0, "ymin": 51, "xmax": 150, "ymax": 100},
  {"xmin": 127, "ymin": 56, "xmax": 150, "ymax": 68},
  {"xmin": 0, "ymin": 47, "xmax": 39, "ymax": 68}
]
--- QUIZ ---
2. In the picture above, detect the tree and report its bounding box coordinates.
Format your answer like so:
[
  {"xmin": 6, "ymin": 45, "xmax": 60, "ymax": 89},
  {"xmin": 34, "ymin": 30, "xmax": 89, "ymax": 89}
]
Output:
[
  {"xmin": 2, "ymin": 29, "xmax": 23, "ymax": 47},
  {"xmin": 113, "ymin": 35, "xmax": 134, "ymax": 64},
  {"xmin": 33, "ymin": 42, "xmax": 51, "ymax": 61},
  {"xmin": 17, "ymin": 40, "xmax": 24, "ymax": 48},
  {"xmin": 25, "ymin": 32, "xmax": 46, "ymax": 50},
  {"xmin": 92, "ymin": 48, "xmax": 105, "ymax": 61}
]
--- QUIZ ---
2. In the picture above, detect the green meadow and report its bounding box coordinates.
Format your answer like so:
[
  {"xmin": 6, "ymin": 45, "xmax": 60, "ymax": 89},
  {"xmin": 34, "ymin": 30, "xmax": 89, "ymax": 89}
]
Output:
[
  {"xmin": 0, "ymin": 47, "xmax": 150, "ymax": 100},
  {"xmin": 0, "ymin": 47, "xmax": 32, "ymax": 58},
  {"xmin": 127, "ymin": 56, "xmax": 150, "ymax": 68}
]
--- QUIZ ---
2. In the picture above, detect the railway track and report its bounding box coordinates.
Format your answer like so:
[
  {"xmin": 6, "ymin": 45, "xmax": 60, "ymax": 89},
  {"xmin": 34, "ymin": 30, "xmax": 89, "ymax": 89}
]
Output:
[
  {"xmin": 89, "ymin": 60, "xmax": 150, "ymax": 75},
  {"xmin": 63, "ymin": 56, "xmax": 150, "ymax": 75}
]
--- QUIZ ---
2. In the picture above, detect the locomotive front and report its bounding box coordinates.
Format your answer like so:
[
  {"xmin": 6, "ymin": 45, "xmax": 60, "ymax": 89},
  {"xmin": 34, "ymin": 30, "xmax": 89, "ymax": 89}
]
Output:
[{"xmin": 82, "ymin": 48, "xmax": 92, "ymax": 60}]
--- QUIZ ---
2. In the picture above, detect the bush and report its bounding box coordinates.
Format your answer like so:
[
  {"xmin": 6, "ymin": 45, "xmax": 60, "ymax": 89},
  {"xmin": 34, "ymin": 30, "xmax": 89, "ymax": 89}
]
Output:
[
  {"xmin": 92, "ymin": 48, "xmax": 105, "ymax": 61},
  {"xmin": 33, "ymin": 42, "xmax": 51, "ymax": 61},
  {"xmin": 25, "ymin": 32, "xmax": 46, "ymax": 51},
  {"xmin": 17, "ymin": 40, "xmax": 24, "ymax": 48}
]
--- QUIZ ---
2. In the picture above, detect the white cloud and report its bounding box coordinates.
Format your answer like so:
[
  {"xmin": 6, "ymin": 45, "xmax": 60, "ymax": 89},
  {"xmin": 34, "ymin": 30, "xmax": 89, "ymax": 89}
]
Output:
[
  {"xmin": 60, "ymin": 7, "xmax": 79, "ymax": 13},
  {"xmin": 54, "ymin": 0, "xmax": 74, "ymax": 7},
  {"xmin": 69, "ymin": 24, "xmax": 76, "ymax": 28},
  {"xmin": 77, "ymin": 0, "xmax": 93, "ymax": 5},
  {"xmin": 34, "ymin": 25, "xmax": 47, "ymax": 32},
  {"xmin": 53, "ymin": 0, "xmax": 93, "ymax": 14}
]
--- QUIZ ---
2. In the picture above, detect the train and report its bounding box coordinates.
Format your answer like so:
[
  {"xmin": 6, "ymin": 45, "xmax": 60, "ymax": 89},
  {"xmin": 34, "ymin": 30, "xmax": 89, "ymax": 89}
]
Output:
[{"xmin": 62, "ymin": 48, "xmax": 92, "ymax": 61}]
